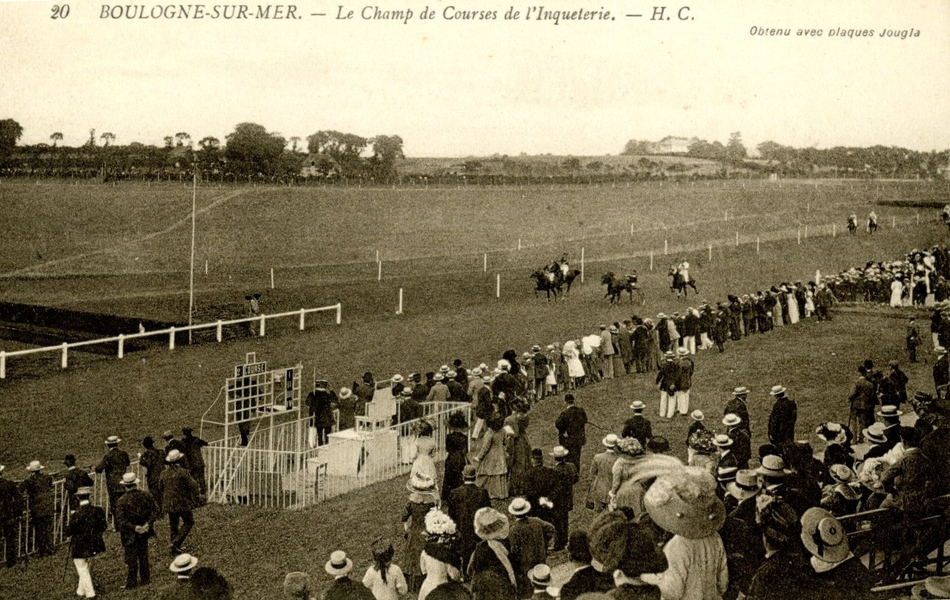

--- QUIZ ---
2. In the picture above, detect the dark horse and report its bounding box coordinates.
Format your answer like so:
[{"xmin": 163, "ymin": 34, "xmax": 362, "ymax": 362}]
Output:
[
  {"xmin": 668, "ymin": 267, "xmax": 698, "ymax": 298},
  {"xmin": 561, "ymin": 269, "xmax": 581, "ymax": 295},
  {"xmin": 601, "ymin": 272, "xmax": 643, "ymax": 304},
  {"xmin": 531, "ymin": 270, "xmax": 561, "ymax": 301},
  {"xmin": 847, "ymin": 216, "xmax": 858, "ymax": 235}
]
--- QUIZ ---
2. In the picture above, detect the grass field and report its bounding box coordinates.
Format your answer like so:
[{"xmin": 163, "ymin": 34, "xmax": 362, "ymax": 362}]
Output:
[{"xmin": 0, "ymin": 178, "xmax": 948, "ymax": 598}]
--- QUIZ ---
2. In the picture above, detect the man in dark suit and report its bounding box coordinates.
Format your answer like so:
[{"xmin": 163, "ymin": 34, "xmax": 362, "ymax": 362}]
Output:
[
  {"xmin": 848, "ymin": 366, "xmax": 876, "ymax": 441},
  {"xmin": 139, "ymin": 436, "xmax": 166, "ymax": 512},
  {"xmin": 161, "ymin": 553, "xmax": 199, "ymax": 600},
  {"xmin": 22, "ymin": 460, "xmax": 55, "ymax": 556},
  {"xmin": 550, "ymin": 446, "xmax": 578, "ymax": 551},
  {"xmin": 96, "ymin": 435, "xmax": 131, "ymax": 525},
  {"xmin": 323, "ymin": 550, "xmax": 374, "ymax": 600},
  {"xmin": 0, "ymin": 465, "xmax": 23, "ymax": 567},
  {"xmin": 67, "ymin": 486, "xmax": 107, "ymax": 598},
  {"xmin": 63, "ymin": 454, "xmax": 94, "ymax": 513},
  {"xmin": 724, "ymin": 414, "xmax": 752, "ymax": 470},
  {"xmin": 656, "ymin": 351, "xmax": 677, "ymax": 418},
  {"xmin": 160, "ymin": 449, "xmax": 201, "ymax": 555},
  {"xmin": 555, "ymin": 394, "xmax": 587, "ymax": 472},
  {"xmin": 767, "ymin": 386, "xmax": 797, "ymax": 446},
  {"xmin": 448, "ymin": 465, "xmax": 491, "ymax": 567},
  {"xmin": 181, "ymin": 428, "xmax": 208, "ymax": 500},
  {"xmin": 522, "ymin": 448, "xmax": 558, "ymax": 526},
  {"xmin": 115, "ymin": 472, "xmax": 159, "ymax": 590},
  {"xmin": 724, "ymin": 387, "xmax": 752, "ymax": 435},
  {"xmin": 306, "ymin": 380, "xmax": 337, "ymax": 447},
  {"xmin": 621, "ymin": 401, "xmax": 652, "ymax": 446}
]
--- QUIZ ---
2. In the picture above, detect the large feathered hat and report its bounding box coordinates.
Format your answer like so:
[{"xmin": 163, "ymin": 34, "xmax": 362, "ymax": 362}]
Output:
[{"xmin": 628, "ymin": 454, "xmax": 725, "ymax": 539}]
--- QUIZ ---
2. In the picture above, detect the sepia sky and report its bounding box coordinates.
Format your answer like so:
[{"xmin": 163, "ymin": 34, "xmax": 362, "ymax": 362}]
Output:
[{"xmin": 1, "ymin": 0, "xmax": 948, "ymax": 156}]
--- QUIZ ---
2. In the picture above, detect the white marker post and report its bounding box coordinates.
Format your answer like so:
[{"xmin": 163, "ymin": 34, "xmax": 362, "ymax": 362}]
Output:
[
  {"xmin": 496, "ymin": 274, "xmax": 500, "ymax": 298},
  {"xmin": 205, "ymin": 260, "xmax": 208, "ymax": 275},
  {"xmin": 518, "ymin": 238, "xmax": 522, "ymax": 251},
  {"xmin": 708, "ymin": 244, "xmax": 712, "ymax": 261},
  {"xmin": 664, "ymin": 240, "xmax": 668, "ymax": 255},
  {"xmin": 650, "ymin": 252, "xmax": 654, "ymax": 271},
  {"xmin": 756, "ymin": 237, "xmax": 760, "ymax": 254},
  {"xmin": 581, "ymin": 247, "xmax": 585, "ymax": 282},
  {"xmin": 630, "ymin": 223, "xmax": 634, "ymax": 235},
  {"xmin": 735, "ymin": 232, "xmax": 739, "ymax": 247},
  {"xmin": 270, "ymin": 268, "xmax": 275, "ymax": 289},
  {"xmin": 378, "ymin": 261, "xmax": 382, "ymax": 281},
  {"xmin": 797, "ymin": 230, "xmax": 801, "ymax": 245},
  {"xmin": 892, "ymin": 216, "xmax": 896, "ymax": 228},
  {"xmin": 397, "ymin": 288, "xmax": 403, "ymax": 315},
  {"xmin": 483, "ymin": 253, "xmax": 487, "ymax": 272}
]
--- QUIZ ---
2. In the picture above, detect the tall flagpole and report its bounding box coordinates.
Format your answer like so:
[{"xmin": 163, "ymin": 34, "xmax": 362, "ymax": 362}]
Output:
[{"xmin": 188, "ymin": 169, "xmax": 197, "ymax": 344}]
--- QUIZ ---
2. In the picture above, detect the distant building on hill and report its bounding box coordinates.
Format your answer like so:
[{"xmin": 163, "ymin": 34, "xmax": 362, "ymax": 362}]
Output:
[{"xmin": 651, "ymin": 136, "xmax": 692, "ymax": 155}]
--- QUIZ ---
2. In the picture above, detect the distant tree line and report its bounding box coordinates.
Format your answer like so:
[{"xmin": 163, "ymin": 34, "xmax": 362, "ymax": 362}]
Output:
[
  {"xmin": 0, "ymin": 118, "xmax": 405, "ymax": 183},
  {"xmin": 622, "ymin": 130, "xmax": 948, "ymax": 179}
]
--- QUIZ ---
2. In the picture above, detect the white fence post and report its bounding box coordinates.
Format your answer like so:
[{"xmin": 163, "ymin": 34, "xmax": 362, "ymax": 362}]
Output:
[
  {"xmin": 664, "ymin": 240, "xmax": 668, "ymax": 255},
  {"xmin": 117, "ymin": 334, "xmax": 124, "ymax": 359},
  {"xmin": 299, "ymin": 308, "xmax": 306, "ymax": 331},
  {"xmin": 496, "ymin": 274, "xmax": 501, "ymax": 298},
  {"xmin": 336, "ymin": 304, "xmax": 342, "ymax": 325},
  {"xmin": 650, "ymin": 252, "xmax": 654, "ymax": 271},
  {"xmin": 708, "ymin": 244, "xmax": 712, "ymax": 261},
  {"xmin": 735, "ymin": 232, "xmax": 739, "ymax": 247},
  {"xmin": 377, "ymin": 261, "xmax": 382, "ymax": 281},
  {"xmin": 797, "ymin": 229, "xmax": 801, "ymax": 245},
  {"xmin": 483, "ymin": 253, "xmax": 487, "ymax": 272},
  {"xmin": 214, "ymin": 320, "xmax": 222, "ymax": 342},
  {"xmin": 1, "ymin": 351, "xmax": 6, "ymax": 379},
  {"xmin": 259, "ymin": 315, "xmax": 266, "ymax": 337},
  {"xmin": 270, "ymin": 268, "xmax": 275, "ymax": 289},
  {"xmin": 169, "ymin": 327, "xmax": 176, "ymax": 350},
  {"xmin": 397, "ymin": 288, "xmax": 403, "ymax": 315},
  {"xmin": 581, "ymin": 247, "xmax": 585, "ymax": 283},
  {"xmin": 60, "ymin": 342, "xmax": 68, "ymax": 368}
]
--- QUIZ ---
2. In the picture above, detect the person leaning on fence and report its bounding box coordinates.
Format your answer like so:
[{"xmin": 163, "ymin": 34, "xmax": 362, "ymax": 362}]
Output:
[
  {"xmin": 67, "ymin": 486, "xmax": 107, "ymax": 599},
  {"xmin": 115, "ymin": 472, "xmax": 159, "ymax": 590},
  {"xmin": 96, "ymin": 434, "xmax": 131, "ymax": 525},
  {"xmin": 63, "ymin": 454, "xmax": 94, "ymax": 514},
  {"xmin": 160, "ymin": 449, "xmax": 201, "ymax": 556},
  {"xmin": 22, "ymin": 460, "xmax": 56, "ymax": 557},
  {"xmin": 0, "ymin": 465, "xmax": 24, "ymax": 567}
]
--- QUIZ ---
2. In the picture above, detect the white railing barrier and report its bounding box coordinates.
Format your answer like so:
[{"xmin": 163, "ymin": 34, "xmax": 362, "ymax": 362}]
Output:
[{"xmin": 0, "ymin": 303, "xmax": 342, "ymax": 379}]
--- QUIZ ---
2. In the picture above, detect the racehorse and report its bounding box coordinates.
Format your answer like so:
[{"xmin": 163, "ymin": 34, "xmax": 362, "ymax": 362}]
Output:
[
  {"xmin": 601, "ymin": 272, "xmax": 644, "ymax": 304},
  {"xmin": 847, "ymin": 216, "xmax": 858, "ymax": 235},
  {"xmin": 867, "ymin": 213, "xmax": 879, "ymax": 234},
  {"xmin": 531, "ymin": 270, "xmax": 561, "ymax": 301},
  {"xmin": 668, "ymin": 267, "xmax": 698, "ymax": 298},
  {"xmin": 562, "ymin": 269, "xmax": 581, "ymax": 295}
]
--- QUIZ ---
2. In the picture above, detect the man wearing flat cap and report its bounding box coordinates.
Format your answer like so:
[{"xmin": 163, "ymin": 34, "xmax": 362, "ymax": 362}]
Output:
[
  {"xmin": 96, "ymin": 435, "xmax": 131, "ymax": 525},
  {"xmin": 115, "ymin": 472, "xmax": 159, "ymax": 589}
]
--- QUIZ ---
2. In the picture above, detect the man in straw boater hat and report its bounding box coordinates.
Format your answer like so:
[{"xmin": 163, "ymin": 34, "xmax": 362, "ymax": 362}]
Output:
[
  {"xmin": 767, "ymin": 385, "xmax": 797, "ymax": 446},
  {"xmin": 672, "ymin": 346, "xmax": 695, "ymax": 417},
  {"xmin": 0, "ymin": 464, "xmax": 24, "ymax": 567},
  {"xmin": 587, "ymin": 433, "xmax": 621, "ymax": 513},
  {"xmin": 22, "ymin": 459, "xmax": 56, "ymax": 556},
  {"xmin": 723, "ymin": 413, "xmax": 751, "ymax": 470},
  {"xmin": 159, "ymin": 449, "xmax": 201, "ymax": 556},
  {"xmin": 685, "ymin": 410, "xmax": 707, "ymax": 463},
  {"xmin": 724, "ymin": 387, "xmax": 751, "ymax": 435},
  {"xmin": 713, "ymin": 433, "xmax": 737, "ymax": 473},
  {"xmin": 878, "ymin": 404, "xmax": 904, "ymax": 447},
  {"xmin": 447, "ymin": 465, "xmax": 491, "ymax": 573},
  {"xmin": 621, "ymin": 400, "xmax": 653, "ymax": 447},
  {"xmin": 468, "ymin": 507, "xmax": 518, "ymax": 600},
  {"xmin": 161, "ymin": 552, "xmax": 199, "ymax": 598},
  {"xmin": 95, "ymin": 434, "xmax": 131, "ymax": 525},
  {"xmin": 527, "ymin": 564, "xmax": 556, "ymax": 598},
  {"xmin": 621, "ymin": 453, "xmax": 728, "ymax": 600},
  {"xmin": 800, "ymin": 507, "xmax": 873, "ymax": 597},
  {"xmin": 114, "ymin": 471, "xmax": 159, "ymax": 590},
  {"xmin": 508, "ymin": 497, "xmax": 556, "ymax": 592},
  {"xmin": 323, "ymin": 550, "xmax": 374, "ymax": 600},
  {"xmin": 66, "ymin": 486, "xmax": 107, "ymax": 598}
]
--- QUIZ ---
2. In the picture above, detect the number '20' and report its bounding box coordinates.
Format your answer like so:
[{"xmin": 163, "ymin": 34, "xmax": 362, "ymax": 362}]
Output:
[{"xmin": 51, "ymin": 5, "xmax": 70, "ymax": 19}]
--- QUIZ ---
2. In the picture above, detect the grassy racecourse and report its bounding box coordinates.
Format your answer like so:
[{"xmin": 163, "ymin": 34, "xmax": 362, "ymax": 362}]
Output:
[{"xmin": 0, "ymin": 178, "xmax": 947, "ymax": 597}]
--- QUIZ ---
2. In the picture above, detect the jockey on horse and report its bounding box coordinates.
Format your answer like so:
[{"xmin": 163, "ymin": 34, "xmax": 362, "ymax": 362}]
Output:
[
  {"xmin": 848, "ymin": 213, "xmax": 858, "ymax": 235},
  {"xmin": 867, "ymin": 210, "xmax": 878, "ymax": 234}
]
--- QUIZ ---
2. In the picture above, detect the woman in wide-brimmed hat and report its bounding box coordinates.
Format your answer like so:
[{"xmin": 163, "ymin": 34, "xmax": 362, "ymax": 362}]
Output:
[
  {"xmin": 401, "ymin": 472, "xmax": 439, "ymax": 593},
  {"xmin": 801, "ymin": 507, "xmax": 873, "ymax": 597},
  {"xmin": 608, "ymin": 437, "xmax": 646, "ymax": 518},
  {"xmin": 588, "ymin": 510, "xmax": 666, "ymax": 599},
  {"xmin": 820, "ymin": 464, "xmax": 861, "ymax": 516},
  {"xmin": 467, "ymin": 507, "xmax": 517, "ymax": 600},
  {"xmin": 418, "ymin": 508, "xmax": 462, "ymax": 600}
]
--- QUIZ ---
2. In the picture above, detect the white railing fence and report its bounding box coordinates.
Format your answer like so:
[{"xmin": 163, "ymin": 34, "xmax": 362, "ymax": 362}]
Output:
[{"xmin": 0, "ymin": 303, "xmax": 341, "ymax": 379}]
